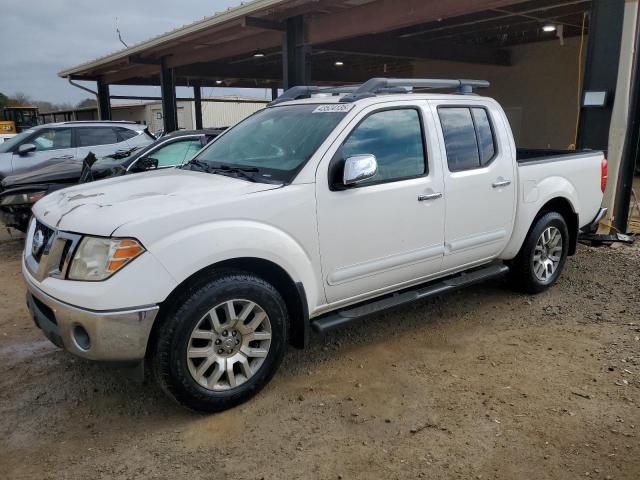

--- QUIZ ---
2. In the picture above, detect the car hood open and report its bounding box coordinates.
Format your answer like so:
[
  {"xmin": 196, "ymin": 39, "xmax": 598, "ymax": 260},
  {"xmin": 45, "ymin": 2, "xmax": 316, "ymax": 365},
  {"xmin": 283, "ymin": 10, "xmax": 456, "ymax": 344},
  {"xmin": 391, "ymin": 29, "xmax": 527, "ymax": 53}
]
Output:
[{"xmin": 32, "ymin": 168, "xmax": 281, "ymax": 236}]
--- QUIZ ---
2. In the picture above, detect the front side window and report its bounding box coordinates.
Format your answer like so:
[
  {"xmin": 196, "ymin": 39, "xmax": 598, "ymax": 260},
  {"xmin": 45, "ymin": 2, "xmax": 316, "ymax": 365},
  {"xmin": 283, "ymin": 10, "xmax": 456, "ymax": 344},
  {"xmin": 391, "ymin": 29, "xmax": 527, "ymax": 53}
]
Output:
[
  {"xmin": 194, "ymin": 104, "xmax": 348, "ymax": 183},
  {"xmin": 31, "ymin": 128, "xmax": 72, "ymax": 151},
  {"xmin": 340, "ymin": 108, "xmax": 426, "ymax": 185},
  {"xmin": 148, "ymin": 139, "xmax": 203, "ymax": 167},
  {"xmin": 77, "ymin": 127, "xmax": 119, "ymax": 147},
  {"xmin": 0, "ymin": 129, "xmax": 34, "ymax": 153},
  {"xmin": 439, "ymin": 106, "xmax": 497, "ymax": 172}
]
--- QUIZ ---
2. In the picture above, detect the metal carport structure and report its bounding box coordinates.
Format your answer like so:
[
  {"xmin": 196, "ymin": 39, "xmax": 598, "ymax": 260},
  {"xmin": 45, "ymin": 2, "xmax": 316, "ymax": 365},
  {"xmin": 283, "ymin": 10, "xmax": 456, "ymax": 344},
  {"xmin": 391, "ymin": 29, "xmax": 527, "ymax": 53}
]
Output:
[{"xmin": 58, "ymin": 0, "xmax": 638, "ymax": 232}]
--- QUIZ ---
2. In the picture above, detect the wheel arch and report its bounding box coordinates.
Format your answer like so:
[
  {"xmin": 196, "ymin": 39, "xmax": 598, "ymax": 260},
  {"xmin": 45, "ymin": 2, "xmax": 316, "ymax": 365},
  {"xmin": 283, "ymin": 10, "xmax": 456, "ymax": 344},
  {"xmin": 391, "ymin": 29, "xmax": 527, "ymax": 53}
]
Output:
[
  {"xmin": 502, "ymin": 193, "xmax": 580, "ymax": 260},
  {"xmin": 147, "ymin": 257, "xmax": 310, "ymax": 358},
  {"xmin": 535, "ymin": 197, "xmax": 579, "ymax": 256}
]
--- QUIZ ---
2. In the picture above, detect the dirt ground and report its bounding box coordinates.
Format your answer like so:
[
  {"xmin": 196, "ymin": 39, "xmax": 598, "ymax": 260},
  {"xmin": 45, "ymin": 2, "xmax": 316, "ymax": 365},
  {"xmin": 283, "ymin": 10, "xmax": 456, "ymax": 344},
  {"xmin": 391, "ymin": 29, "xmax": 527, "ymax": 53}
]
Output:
[{"xmin": 0, "ymin": 231, "xmax": 638, "ymax": 480}]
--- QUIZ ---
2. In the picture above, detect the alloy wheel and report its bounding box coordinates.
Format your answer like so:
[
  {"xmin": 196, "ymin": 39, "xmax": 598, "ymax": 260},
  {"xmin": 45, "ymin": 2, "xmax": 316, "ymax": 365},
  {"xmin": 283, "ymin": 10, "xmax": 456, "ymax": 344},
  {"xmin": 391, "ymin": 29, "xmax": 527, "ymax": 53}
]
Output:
[
  {"xmin": 532, "ymin": 226, "xmax": 563, "ymax": 282},
  {"xmin": 186, "ymin": 299, "xmax": 272, "ymax": 391}
]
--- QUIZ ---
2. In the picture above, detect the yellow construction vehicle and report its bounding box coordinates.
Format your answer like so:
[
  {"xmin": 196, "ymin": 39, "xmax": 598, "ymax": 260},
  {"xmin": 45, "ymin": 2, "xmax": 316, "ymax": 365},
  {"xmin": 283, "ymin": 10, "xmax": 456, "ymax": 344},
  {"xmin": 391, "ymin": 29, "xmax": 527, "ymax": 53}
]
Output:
[
  {"xmin": 1, "ymin": 107, "xmax": 39, "ymax": 134},
  {"xmin": 0, "ymin": 120, "xmax": 17, "ymax": 135}
]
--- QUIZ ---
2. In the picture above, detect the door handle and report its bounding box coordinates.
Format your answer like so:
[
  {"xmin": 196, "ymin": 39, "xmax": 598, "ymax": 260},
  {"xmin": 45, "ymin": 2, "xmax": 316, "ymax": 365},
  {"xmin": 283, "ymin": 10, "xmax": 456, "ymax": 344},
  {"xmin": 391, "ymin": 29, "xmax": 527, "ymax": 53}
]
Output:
[
  {"xmin": 418, "ymin": 192, "xmax": 443, "ymax": 201},
  {"xmin": 492, "ymin": 180, "xmax": 511, "ymax": 188}
]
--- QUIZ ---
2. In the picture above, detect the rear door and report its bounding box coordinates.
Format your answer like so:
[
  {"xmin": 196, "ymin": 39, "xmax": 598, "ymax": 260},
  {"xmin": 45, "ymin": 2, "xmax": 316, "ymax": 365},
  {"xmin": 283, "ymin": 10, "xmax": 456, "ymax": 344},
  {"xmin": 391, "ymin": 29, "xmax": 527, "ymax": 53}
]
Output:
[
  {"xmin": 75, "ymin": 126, "xmax": 126, "ymax": 159},
  {"xmin": 430, "ymin": 100, "xmax": 516, "ymax": 271},
  {"xmin": 316, "ymin": 102, "xmax": 445, "ymax": 304}
]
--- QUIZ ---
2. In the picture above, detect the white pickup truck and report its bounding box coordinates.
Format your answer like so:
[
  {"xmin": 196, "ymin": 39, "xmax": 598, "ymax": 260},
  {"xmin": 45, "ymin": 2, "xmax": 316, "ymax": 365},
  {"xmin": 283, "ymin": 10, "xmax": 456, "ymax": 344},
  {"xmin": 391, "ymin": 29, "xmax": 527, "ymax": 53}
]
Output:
[{"xmin": 23, "ymin": 78, "xmax": 607, "ymax": 412}]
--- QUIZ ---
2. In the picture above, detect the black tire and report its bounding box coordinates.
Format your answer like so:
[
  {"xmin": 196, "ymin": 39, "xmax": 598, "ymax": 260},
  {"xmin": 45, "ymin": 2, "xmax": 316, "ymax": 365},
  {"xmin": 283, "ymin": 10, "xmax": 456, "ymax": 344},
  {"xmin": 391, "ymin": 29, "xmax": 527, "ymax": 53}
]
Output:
[
  {"xmin": 509, "ymin": 211, "xmax": 569, "ymax": 294},
  {"xmin": 150, "ymin": 270, "xmax": 288, "ymax": 412}
]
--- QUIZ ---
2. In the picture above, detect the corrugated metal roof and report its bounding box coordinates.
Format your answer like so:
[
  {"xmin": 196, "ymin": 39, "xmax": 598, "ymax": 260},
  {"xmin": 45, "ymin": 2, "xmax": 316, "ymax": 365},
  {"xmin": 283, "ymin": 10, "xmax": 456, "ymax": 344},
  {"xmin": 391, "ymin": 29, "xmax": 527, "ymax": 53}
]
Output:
[{"xmin": 58, "ymin": 0, "xmax": 293, "ymax": 78}]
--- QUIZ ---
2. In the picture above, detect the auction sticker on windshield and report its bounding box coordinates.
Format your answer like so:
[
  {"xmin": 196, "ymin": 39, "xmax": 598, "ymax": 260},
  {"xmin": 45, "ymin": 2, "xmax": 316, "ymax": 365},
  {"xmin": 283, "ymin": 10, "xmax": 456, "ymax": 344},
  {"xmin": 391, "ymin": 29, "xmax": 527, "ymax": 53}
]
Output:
[{"xmin": 313, "ymin": 104, "xmax": 355, "ymax": 113}]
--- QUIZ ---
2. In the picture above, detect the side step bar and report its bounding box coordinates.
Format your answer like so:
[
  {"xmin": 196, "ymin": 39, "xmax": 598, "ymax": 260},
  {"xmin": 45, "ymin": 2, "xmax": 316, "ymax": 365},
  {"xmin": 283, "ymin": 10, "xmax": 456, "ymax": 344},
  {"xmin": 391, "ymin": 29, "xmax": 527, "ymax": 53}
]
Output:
[{"xmin": 311, "ymin": 264, "xmax": 509, "ymax": 333}]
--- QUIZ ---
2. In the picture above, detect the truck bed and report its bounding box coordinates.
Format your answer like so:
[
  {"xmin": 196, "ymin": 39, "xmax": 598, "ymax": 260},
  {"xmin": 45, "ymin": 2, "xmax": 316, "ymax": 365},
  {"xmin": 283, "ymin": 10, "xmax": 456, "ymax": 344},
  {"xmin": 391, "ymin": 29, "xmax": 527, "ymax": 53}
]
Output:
[{"xmin": 516, "ymin": 148, "xmax": 603, "ymax": 165}]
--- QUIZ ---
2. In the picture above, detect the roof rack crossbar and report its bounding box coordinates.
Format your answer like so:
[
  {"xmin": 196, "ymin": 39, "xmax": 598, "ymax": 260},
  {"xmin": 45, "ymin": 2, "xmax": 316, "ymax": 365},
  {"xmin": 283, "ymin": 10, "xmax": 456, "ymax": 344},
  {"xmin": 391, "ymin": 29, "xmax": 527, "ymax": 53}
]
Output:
[
  {"xmin": 268, "ymin": 85, "xmax": 360, "ymax": 106},
  {"xmin": 339, "ymin": 78, "xmax": 490, "ymax": 102}
]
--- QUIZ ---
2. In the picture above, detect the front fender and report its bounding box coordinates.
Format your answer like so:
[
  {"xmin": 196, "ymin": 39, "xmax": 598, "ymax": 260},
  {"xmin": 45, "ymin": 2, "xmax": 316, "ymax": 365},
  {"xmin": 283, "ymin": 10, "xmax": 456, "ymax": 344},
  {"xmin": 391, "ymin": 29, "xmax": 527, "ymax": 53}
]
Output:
[
  {"xmin": 145, "ymin": 219, "xmax": 324, "ymax": 312},
  {"xmin": 501, "ymin": 176, "xmax": 579, "ymax": 259}
]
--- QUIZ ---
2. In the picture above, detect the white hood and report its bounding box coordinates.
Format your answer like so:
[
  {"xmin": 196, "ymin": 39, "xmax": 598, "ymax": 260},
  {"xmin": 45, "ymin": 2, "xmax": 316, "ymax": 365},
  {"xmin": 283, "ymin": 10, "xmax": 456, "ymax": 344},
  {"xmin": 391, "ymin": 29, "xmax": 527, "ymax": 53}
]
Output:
[{"xmin": 33, "ymin": 168, "xmax": 280, "ymax": 236}]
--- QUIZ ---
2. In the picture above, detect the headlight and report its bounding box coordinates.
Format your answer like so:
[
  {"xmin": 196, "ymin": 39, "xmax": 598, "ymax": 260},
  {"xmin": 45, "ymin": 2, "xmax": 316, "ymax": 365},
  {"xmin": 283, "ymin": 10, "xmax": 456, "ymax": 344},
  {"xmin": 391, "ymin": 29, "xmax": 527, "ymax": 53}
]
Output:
[
  {"xmin": 68, "ymin": 237, "xmax": 145, "ymax": 281},
  {"xmin": 0, "ymin": 191, "xmax": 47, "ymax": 206}
]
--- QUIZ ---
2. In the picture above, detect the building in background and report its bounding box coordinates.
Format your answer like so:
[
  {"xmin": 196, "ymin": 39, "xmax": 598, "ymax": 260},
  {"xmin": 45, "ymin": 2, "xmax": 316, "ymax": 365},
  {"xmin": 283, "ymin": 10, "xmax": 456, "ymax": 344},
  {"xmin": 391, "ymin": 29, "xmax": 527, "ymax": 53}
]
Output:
[{"xmin": 40, "ymin": 96, "xmax": 268, "ymax": 131}]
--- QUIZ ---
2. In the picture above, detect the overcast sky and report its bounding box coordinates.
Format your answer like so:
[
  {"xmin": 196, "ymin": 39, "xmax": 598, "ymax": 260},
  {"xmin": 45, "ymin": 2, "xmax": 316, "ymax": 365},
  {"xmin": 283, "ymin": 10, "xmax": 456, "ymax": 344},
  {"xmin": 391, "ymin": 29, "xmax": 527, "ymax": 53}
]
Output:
[{"xmin": 0, "ymin": 0, "xmax": 271, "ymax": 105}]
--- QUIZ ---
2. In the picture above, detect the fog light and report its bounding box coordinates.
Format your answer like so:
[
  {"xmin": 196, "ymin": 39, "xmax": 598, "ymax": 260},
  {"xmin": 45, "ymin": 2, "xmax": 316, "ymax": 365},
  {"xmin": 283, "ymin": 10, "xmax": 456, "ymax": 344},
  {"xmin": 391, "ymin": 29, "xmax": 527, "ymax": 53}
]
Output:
[{"xmin": 73, "ymin": 325, "xmax": 91, "ymax": 350}]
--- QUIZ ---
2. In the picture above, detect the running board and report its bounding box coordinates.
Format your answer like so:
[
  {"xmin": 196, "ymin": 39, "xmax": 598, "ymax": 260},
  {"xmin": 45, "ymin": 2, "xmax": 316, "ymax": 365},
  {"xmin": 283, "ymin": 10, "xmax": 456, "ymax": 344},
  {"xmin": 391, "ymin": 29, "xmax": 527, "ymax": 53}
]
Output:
[{"xmin": 311, "ymin": 264, "xmax": 509, "ymax": 333}]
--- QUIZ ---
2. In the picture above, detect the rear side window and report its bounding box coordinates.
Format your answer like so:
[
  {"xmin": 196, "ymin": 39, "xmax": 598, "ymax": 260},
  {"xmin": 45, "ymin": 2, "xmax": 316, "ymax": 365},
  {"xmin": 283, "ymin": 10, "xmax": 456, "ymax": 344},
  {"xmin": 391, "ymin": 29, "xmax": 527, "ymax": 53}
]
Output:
[
  {"xmin": 341, "ymin": 108, "xmax": 426, "ymax": 185},
  {"xmin": 77, "ymin": 127, "xmax": 119, "ymax": 147},
  {"xmin": 116, "ymin": 127, "xmax": 139, "ymax": 141},
  {"xmin": 472, "ymin": 108, "xmax": 496, "ymax": 166},
  {"xmin": 438, "ymin": 106, "xmax": 497, "ymax": 172}
]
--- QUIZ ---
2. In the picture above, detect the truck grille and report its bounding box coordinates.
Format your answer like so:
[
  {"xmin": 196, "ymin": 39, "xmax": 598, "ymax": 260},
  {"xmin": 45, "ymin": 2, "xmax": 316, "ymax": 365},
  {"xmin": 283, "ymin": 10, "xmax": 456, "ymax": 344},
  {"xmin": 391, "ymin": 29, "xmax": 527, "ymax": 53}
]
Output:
[
  {"xmin": 31, "ymin": 221, "xmax": 55, "ymax": 263},
  {"xmin": 25, "ymin": 218, "xmax": 81, "ymax": 282}
]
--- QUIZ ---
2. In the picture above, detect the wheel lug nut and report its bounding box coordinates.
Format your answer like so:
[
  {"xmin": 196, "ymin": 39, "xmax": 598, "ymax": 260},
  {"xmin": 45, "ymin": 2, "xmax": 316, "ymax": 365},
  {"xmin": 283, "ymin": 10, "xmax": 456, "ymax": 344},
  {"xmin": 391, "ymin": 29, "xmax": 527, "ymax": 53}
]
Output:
[
  {"xmin": 222, "ymin": 330, "xmax": 228, "ymax": 336},
  {"xmin": 215, "ymin": 339, "xmax": 221, "ymax": 345},
  {"xmin": 218, "ymin": 349, "xmax": 224, "ymax": 354},
  {"xmin": 235, "ymin": 339, "xmax": 240, "ymax": 344},
  {"xmin": 232, "ymin": 330, "xmax": 237, "ymax": 336}
]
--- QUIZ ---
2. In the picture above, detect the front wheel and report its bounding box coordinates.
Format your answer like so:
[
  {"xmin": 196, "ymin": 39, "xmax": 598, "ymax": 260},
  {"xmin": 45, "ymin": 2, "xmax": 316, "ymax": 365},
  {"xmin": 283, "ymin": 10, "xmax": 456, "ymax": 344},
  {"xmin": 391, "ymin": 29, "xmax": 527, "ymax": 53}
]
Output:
[
  {"xmin": 150, "ymin": 271, "xmax": 288, "ymax": 412},
  {"xmin": 509, "ymin": 211, "xmax": 569, "ymax": 294}
]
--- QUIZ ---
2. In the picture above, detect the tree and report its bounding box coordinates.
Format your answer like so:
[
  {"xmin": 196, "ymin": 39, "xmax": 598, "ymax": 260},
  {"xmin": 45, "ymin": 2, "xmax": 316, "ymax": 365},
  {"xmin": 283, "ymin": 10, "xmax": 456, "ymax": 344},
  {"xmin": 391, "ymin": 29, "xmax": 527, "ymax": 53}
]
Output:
[
  {"xmin": 76, "ymin": 98, "xmax": 97, "ymax": 108},
  {"xmin": 7, "ymin": 92, "xmax": 32, "ymax": 107},
  {"xmin": 0, "ymin": 92, "xmax": 8, "ymax": 111}
]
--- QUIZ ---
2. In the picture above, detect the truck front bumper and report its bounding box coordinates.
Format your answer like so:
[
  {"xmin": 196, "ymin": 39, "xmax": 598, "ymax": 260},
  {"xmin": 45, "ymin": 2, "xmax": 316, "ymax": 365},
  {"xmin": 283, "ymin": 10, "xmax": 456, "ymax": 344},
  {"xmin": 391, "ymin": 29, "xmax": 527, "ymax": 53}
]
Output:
[{"xmin": 25, "ymin": 275, "xmax": 159, "ymax": 362}]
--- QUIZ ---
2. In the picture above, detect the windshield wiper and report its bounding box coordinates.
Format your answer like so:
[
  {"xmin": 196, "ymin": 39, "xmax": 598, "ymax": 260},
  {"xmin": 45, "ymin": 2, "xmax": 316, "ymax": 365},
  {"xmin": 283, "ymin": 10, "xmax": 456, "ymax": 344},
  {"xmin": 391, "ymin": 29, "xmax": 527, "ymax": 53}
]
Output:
[
  {"xmin": 184, "ymin": 160, "xmax": 261, "ymax": 182},
  {"xmin": 109, "ymin": 146, "xmax": 141, "ymax": 160},
  {"xmin": 184, "ymin": 159, "xmax": 213, "ymax": 172},
  {"xmin": 210, "ymin": 165, "xmax": 259, "ymax": 183}
]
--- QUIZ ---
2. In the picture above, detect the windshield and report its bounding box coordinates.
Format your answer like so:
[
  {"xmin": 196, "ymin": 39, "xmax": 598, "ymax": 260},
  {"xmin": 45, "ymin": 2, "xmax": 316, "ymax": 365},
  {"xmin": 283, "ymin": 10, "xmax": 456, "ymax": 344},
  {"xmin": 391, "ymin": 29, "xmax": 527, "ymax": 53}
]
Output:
[
  {"xmin": 0, "ymin": 129, "xmax": 35, "ymax": 153},
  {"xmin": 192, "ymin": 104, "xmax": 348, "ymax": 183}
]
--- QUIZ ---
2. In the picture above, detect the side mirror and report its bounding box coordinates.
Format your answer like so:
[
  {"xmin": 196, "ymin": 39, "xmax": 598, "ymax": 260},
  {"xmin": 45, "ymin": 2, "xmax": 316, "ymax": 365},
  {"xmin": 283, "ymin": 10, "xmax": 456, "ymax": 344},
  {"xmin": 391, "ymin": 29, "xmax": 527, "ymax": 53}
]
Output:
[
  {"xmin": 17, "ymin": 143, "xmax": 36, "ymax": 156},
  {"xmin": 343, "ymin": 154, "xmax": 378, "ymax": 186},
  {"xmin": 132, "ymin": 157, "xmax": 159, "ymax": 172}
]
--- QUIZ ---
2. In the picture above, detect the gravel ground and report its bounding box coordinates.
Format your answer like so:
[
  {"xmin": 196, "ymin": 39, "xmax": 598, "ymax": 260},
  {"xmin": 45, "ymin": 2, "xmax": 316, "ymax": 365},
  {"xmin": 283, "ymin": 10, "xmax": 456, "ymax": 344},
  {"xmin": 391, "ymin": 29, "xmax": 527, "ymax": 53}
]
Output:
[{"xmin": 0, "ymin": 232, "xmax": 638, "ymax": 480}]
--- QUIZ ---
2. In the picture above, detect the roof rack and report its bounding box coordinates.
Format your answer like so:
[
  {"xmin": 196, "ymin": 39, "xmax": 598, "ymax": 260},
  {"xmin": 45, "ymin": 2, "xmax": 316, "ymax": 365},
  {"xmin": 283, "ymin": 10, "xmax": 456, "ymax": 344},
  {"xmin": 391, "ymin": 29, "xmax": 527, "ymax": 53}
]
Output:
[
  {"xmin": 58, "ymin": 120, "xmax": 140, "ymax": 125},
  {"xmin": 269, "ymin": 77, "xmax": 490, "ymax": 106}
]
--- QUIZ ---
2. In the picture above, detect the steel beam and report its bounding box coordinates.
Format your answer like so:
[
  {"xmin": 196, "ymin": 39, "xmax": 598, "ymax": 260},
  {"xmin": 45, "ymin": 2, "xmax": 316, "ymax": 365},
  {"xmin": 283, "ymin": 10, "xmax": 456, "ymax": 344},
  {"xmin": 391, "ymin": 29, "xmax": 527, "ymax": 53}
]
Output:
[
  {"xmin": 96, "ymin": 79, "xmax": 111, "ymax": 120},
  {"xmin": 612, "ymin": 3, "xmax": 640, "ymax": 233},
  {"xmin": 577, "ymin": 0, "xmax": 625, "ymax": 151},
  {"xmin": 283, "ymin": 15, "xmax": 310, "ymax": 89},
  {"xmin": 318, "ymin": 35, "xmax": 511, "ymax": 66},
  {"xmin": 242, "ymin": 16, "xmax": 286, "ymax": 31},
  {"xmin": 160, "ymin": 59, "xmax": 178, "ymax": 133},
  {"xmin": 193, "ymin": 81, "xmax": 203, "ymax": 130}
]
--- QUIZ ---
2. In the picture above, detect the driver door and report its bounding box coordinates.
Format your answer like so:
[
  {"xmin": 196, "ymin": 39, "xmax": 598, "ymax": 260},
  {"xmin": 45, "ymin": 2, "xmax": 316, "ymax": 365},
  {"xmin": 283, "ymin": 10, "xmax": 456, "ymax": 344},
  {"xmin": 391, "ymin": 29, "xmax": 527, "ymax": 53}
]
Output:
[
  {"xmin": 11, "ymin": 127, "xmax": 76, "ymax": 174},
  {"xmin": 315, "ymin": 103, "xmax": 445, "ymax": 304}
]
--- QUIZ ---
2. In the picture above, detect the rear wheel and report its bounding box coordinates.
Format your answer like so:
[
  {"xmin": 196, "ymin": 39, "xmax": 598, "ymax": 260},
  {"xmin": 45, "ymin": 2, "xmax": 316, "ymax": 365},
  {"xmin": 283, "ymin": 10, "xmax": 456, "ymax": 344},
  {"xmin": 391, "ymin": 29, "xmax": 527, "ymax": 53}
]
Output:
[
  {"xmin": 150, "ymin": 271, "xmax": 288, "ymax": 412},
  {"xmin": 510, "ymin": 211, "xmax": 569, "ymax": 294}
]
